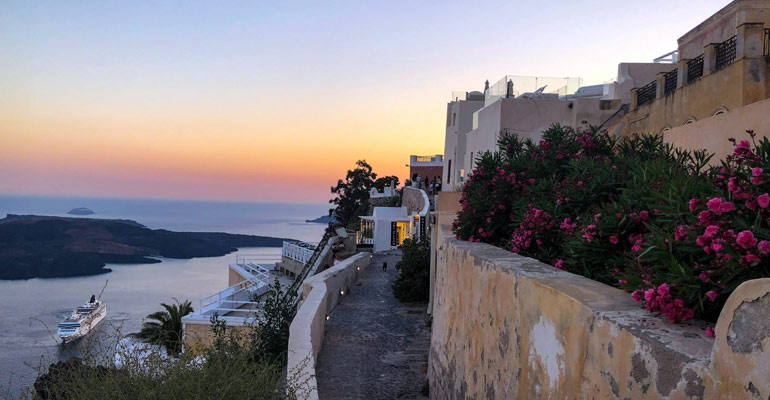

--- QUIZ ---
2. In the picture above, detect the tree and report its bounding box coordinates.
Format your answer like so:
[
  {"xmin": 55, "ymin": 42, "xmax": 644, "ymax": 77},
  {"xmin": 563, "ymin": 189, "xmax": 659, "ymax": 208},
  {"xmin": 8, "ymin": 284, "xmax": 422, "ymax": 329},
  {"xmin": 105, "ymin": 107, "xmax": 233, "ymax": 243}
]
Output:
[
  {"xmin": 329, "ymin": 160, "xmax": 378, "ymax": 228},
  {"xmin": 373, "ymin": 175, "xmax": 400, "ymax": 191},
  {"xmin": 249, "ymin": 279, "xmax": 297, "ymax": 365},
  {"xmin": 392, "ymin": 238, "xmax": 431, "ymax": 302},
  {"xmin": 136, "ymin": 299, "xmax": 193, "ymax": 355}
]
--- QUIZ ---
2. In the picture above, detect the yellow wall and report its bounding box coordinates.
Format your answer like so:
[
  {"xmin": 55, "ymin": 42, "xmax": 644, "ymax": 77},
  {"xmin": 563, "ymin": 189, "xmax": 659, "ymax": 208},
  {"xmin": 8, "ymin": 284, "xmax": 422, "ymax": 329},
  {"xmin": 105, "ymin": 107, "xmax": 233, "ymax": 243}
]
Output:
[
  {"xmin": 430, "ymin": 233, "xmax": 770, "ymax": 399},
  {"xmin": 662, "ymin": 97, "xmax": 770, "ymax": 163}
]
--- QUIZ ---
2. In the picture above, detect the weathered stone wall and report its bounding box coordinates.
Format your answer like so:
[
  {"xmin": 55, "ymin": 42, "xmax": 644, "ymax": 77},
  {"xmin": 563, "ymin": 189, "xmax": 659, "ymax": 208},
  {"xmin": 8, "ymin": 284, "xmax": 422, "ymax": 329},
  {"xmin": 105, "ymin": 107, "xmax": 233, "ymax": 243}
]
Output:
[
  {"xmin": 287, "ymin": 252, "xmax": 372, "ymax": 400},
  {"xmin": 430, "ymin": 233, "xmax": 770, "ymax": 399},
  {"xmin": 403, "ymin": 187, "xmax": 428, "ymax": 215}
]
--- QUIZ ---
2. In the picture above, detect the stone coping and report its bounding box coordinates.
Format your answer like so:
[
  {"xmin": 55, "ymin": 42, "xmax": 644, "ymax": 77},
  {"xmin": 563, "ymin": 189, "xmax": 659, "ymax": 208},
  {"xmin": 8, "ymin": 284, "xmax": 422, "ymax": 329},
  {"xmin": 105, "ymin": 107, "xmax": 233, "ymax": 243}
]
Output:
[
  {"xmin": 286, "ymin": 252, "xmax": 372, "ymax": 400},
  {"xmin": 430, "ymin": 233, "xmax": 770, "ymax": 398}
]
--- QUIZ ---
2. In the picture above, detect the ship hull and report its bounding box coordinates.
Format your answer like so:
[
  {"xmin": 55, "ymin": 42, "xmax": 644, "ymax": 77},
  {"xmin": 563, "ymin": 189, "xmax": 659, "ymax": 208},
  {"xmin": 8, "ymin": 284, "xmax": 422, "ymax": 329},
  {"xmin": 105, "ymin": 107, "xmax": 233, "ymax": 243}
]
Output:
[{"xmin": 58, "ymin": 303, "xmax": 107, "ymax": 344}]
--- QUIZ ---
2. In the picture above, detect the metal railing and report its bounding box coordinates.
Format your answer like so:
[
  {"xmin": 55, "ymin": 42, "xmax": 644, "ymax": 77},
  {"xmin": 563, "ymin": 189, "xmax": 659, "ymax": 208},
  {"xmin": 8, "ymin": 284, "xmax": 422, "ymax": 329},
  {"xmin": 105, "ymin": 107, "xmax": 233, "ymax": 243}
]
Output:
[
  {"xmin": 764, "ymin": 29, "xmax": 770, "ymax": 56},
  {"xmin": 635, "ymin": 80, "xmax": 657, "ymax": 108},
  {"xmin": 715, "ymin": 36, "xmax": 737, "ymax": 70},
  {"xmin": 198, "ymin": 254, "xmax": 278, "ymax": 315},
  {"xmin": 664, "ymin": 68, "xmax": 678, "ymax": 95},
  {"xmin": 282, "ymin": 241, "xmax": 316, "ymax": 264},
  {"xmin": 687, "ymin": 55, "xmax": 704, "ymax": 84},
  {"xmin": 284, "ymin": 231, "xmax": 335, "ymax": 302}
]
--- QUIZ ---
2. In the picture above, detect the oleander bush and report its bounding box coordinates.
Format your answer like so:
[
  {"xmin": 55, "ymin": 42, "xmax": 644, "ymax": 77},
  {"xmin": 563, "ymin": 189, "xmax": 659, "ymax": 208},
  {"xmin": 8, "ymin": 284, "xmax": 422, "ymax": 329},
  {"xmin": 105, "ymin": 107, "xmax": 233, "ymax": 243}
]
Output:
[
  {"xmin": 393, "ymin": 238, "xmax": 431, "ymax": 302},
  {"xmin": 454, "ymin": 125, "xmax": 770, "ymax": 334}
]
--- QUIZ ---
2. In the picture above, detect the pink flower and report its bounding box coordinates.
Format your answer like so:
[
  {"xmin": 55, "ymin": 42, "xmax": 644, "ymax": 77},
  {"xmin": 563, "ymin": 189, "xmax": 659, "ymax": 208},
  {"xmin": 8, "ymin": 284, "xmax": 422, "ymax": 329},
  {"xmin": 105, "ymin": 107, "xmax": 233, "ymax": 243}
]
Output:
[
  {"xmin": 752, "ymin": 176, "xmax": 763, "ymax": 185},
  {"xmin": 758, "ymin": 240, "xmax": 770, "ymax": 255},
  {"xmin": 631, "ymin": 245, "xmax": 643, "ymax": 252},
  {"xmin": 759, "ymin": 193, "xmax": 770, "ymax": 208},
  {"xmin": 657, "ymin": 283, "xmax": 670, "ymax": 296},
  {"xmin": 594, "ymin": 213, "xmax": 601, "ymax": 223},
  {"xmin": 735, "ymin": 140, "xmax": 751, "ymax": 155},
  {"xmin": 753, "ymin": 167, "xmax": 763, "ymax": 177},
  {"xmin": 704, "ymin": 225, "xmax": 719, "ymax": 237},
  {"xmin": 553, "ymin": 259, "xmax": 564, "ymax": 269},
  {"xmin": 707, "ymin": 197, "xmax": 722, "ymax": 213},
  {"xmin": 719, "ymin": 202, "xmax": 735, "ymax": 213},
  {"xmin": 706, "ymin": 291, "xmax": 718, "ymax": 301},
  {"xmin": 736, "ymin": 230, "xmax": 757, "ymax": 249},
  {"xmin": 705, "ymin": 327, "xmax": 715, "ymax": 338},
  {"xmin": 609, "ymin": 235, "xmax": 619, "ymax": 244},
  {"xmin": 631, "ymin": 290, "xmax": 642, "ymax": 302},
  {"xmin": 689, "ymin": 199, "xmax": 701, "ymax": 211},
  {"xmin": 699, "ymin": 271, "xmax": 710, "ymax": 282},
  {"xmin": 644, "ymin": 289, "xmax": 655, "ymax": 302}
]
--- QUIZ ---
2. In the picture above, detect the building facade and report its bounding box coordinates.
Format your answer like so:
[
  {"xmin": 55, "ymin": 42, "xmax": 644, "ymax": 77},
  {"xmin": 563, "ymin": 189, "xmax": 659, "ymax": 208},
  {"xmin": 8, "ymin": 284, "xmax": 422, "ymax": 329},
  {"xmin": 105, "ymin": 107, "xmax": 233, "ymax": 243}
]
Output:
[
  {"xmin": 409, "ymin": 154, "xmax": 443, "ymax": 185},
  {"xmin": 443, "ymin": 91, "xmax": 484, "ymax": 190},
  {"xmin": 607, "ymin": 0, "xmax": 770, "ymax": 156}
]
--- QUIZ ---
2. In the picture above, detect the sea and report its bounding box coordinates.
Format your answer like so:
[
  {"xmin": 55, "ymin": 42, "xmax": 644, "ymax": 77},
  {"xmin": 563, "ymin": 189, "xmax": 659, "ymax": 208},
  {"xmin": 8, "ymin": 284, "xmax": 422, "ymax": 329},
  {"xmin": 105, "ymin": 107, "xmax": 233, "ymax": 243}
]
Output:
[{"xmin": 0, "ymin": 195, "xmax": 329, "ymax": 398}]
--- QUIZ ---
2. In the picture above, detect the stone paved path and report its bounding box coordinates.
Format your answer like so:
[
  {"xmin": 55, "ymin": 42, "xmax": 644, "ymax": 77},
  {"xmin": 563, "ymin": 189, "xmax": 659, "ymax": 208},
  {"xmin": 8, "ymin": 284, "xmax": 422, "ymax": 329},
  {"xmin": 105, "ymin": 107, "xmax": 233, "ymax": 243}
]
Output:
[{"xmin": 315, "ymin": 250, "xmax": 430, "ymax": 400}]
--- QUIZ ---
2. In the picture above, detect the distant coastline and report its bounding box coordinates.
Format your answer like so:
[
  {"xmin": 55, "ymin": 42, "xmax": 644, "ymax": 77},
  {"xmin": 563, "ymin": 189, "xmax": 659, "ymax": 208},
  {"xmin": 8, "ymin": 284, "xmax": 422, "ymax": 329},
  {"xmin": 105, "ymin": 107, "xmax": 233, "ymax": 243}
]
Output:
[
  {"xmin": 305, "ymin": 215, "xmax": 333, "ymax": 224},
  {"xmin": 0, "ymin": 214, "xmax": 296, "ymax": 280}
]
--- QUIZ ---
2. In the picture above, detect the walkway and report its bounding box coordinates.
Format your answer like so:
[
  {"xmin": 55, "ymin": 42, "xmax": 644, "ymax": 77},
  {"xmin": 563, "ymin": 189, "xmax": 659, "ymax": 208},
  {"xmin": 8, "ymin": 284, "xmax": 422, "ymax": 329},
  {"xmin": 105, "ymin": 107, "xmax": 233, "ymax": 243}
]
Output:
[{"xmin": 315, "ymin": 250, "xmax": 430, "ymax": 399}]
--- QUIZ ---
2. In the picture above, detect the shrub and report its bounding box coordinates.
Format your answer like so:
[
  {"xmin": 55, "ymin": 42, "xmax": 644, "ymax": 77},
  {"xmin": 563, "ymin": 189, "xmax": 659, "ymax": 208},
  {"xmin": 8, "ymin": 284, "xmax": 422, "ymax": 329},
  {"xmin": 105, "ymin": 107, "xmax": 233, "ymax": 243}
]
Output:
[
  {"xmin": 393, "ymin": 238, "xmax": 431, "ymax": 302},
  {"xmin": 135, "ymin": 299, "xmax": 194, "ymax": 355},
  {"xmin": 454, "ymin": 125, "xmax": 770, "ymax": 332}
]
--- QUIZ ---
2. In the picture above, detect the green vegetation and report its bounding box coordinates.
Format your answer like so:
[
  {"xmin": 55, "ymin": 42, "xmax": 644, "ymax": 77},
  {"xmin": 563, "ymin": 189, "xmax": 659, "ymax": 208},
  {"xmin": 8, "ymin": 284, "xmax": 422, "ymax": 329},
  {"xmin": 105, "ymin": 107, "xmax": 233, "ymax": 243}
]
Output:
[
  {"xmin": 329, "ymin": 160, "xmax": 400, "ymax": 229},
  {"xmin": 135, "ymin": 299, "xmax": 194, "ymax": 355},
  {"xmin": 455, "ymin": 125, "xmax": 770, "ymax": 330},
  {"xmin": 29, "ymin": 282, "xmax": 308, "ymax": 399},
  {"xmin": 392, "ymin": 238, "xmax": 431, "ymax": 302},
  {"xmin": 248, "ymin": 279, "xmax": 297, "ymax": 365}
]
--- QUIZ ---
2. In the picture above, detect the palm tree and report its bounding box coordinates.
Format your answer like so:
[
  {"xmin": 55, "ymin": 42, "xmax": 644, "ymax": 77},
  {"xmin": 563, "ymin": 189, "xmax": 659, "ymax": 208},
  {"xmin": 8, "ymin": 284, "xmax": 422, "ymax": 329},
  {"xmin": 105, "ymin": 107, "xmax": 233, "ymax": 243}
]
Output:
[{"xmin": 136, "ymin": 299, "xmax": 194, "ymax": 355}]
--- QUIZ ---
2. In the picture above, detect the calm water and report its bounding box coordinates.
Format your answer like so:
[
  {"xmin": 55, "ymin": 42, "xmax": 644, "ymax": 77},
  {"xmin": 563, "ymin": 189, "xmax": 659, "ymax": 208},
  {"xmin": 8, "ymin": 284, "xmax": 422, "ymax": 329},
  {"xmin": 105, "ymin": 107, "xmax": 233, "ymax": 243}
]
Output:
[{"xmin": 0, "ymin": 196, "xmax": 328, "ymax": 398}]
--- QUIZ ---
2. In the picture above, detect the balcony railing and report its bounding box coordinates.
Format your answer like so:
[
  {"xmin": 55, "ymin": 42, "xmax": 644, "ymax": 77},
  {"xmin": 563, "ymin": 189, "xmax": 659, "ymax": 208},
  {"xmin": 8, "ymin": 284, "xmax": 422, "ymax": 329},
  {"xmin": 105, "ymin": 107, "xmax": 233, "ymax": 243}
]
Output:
[
  {"xmin": 282, "ymin": 241, "xmax": 316, "ymax": 264},
  {"xmin": 687, "ymin": 55, "xmax": 704, "ymax": 84},
  {"xmin": 635, "ymin": 80, "xmax": 657, "ymax": 108},
  {"xmin": 715, "ymin": 36, "xmax": 737, "ymax": 70},
  {"xmin": 764, "ymin": 29, "xmax": 770, "ymax": 56},
  {"xmin": 664, "ymin": 68, "xmax": 678, "ymax": 95}
]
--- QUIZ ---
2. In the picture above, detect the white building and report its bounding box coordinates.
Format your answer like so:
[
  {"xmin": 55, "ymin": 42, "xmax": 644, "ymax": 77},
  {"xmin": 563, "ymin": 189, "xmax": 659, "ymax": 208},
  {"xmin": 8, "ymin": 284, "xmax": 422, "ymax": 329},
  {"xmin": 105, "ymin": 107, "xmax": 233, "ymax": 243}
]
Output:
[
  {"xmin": 443, "ymin": 91, "xmax": 484, "ymax": 190},
  {"xmin": 357, "ymin": 187, "xmax": 430, "ymax": 252},
  {"xmin": 447, "ymin": 68, "xmax": 677, "ymax": 186}
]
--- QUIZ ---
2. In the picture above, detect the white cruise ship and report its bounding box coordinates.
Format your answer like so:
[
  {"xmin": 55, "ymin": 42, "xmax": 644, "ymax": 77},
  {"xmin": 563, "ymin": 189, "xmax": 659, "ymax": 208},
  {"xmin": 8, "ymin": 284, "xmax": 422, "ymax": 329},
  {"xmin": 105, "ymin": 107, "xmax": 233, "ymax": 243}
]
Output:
[{"xmin": 57, "ymin": 295, "xmax": 107, "ymax": 344}]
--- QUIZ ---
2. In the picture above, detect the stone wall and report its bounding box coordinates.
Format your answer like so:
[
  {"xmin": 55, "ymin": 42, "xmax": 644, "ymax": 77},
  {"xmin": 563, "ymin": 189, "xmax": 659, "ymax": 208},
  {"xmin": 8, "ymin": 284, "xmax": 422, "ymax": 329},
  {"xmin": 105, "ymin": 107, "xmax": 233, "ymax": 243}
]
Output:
[
  {"xmin": 430, "ymin": 232, "xmax": 770, "ymax": 399},
  {"xmin": 403, "ymin": 186, "xmax": 429, "ymax": 216},
  {"xmin": 662, "ymin": 97, "xmax": 770, "ymax": 164},
  {"xmin": 286, "ymin": 252, "xmax": 372, "ymax": 400}
]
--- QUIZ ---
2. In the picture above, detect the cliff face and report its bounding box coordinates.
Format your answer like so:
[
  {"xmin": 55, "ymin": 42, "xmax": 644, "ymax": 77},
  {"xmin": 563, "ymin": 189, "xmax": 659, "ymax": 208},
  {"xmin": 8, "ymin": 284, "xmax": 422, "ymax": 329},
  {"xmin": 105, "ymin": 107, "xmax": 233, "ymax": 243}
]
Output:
[{"xmin": 0, "ymin": 215, "xmax": 292, "ymax": 280}]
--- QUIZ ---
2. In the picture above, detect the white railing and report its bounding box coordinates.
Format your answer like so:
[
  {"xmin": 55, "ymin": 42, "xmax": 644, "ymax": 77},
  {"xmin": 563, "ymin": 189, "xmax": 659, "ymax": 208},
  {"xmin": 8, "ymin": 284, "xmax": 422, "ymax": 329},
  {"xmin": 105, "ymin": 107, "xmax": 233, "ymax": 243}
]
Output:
[
  {"xmin": 282, "ymin": 241, "xmax": 316, "ymax": 264},
  {"xmin": 198, "ymin": 254, "xmax": 279, "ymax": 316}
]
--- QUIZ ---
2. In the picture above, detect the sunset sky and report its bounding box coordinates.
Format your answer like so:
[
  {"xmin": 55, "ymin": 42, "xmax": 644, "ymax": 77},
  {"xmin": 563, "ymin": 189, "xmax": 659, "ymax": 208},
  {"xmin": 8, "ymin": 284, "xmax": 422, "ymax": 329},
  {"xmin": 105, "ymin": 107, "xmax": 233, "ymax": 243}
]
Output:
[{"xmin": 1, "ymin": 1, "xmax": 730, "ymax": 202}]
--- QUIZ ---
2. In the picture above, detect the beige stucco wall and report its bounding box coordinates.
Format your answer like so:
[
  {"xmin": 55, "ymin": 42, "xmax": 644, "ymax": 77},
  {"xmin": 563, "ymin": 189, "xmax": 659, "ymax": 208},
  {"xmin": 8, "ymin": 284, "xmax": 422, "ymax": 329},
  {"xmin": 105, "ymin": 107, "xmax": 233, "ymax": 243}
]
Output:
[
  {"xmin": 430, "ymin": 234, "xmax": 770, "ymax": 399},
  {"xmin": 678, "ymin": 0, "xmax": 770, "ymax": 59},
  {"xmin": 466, "ymin": 97, "xmax": 618, "ymax": 172},
  {"xmin": 662, "ymin": 96, "xmax": 770, "ymax": 162},
  {"xmin": 619, "ymin": 55, "xmax": 768, "ymax": 137},
  {"xmin": 286, "ymin": 252, "xmax": 372, "ymax": 400},
  {"xmin": 403, "ymin": 186, "xmax": 428, "ymax": 216},
  {"xmin": 183, "ymin": 320, "xmax": 252, "ymax": 353}
]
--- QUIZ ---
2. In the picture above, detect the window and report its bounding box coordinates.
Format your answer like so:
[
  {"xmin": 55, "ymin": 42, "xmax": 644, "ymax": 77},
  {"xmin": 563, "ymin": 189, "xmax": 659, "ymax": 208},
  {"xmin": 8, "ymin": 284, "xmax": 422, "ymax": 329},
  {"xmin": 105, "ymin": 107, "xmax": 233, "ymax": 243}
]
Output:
[
  {"xmin": 599, "ymin": 100, "xmax": 613, "ymax": 110},
  {"xmin": 469, "ymin": 152, "xmax": 474, "ymax": 170},
  {"xmin": 447, "ymin": 160, "xmax": 452, "ymax": 184},
  {"xmin": 452, "ymin": 113, "xmax": 456, "ymax": 126}
]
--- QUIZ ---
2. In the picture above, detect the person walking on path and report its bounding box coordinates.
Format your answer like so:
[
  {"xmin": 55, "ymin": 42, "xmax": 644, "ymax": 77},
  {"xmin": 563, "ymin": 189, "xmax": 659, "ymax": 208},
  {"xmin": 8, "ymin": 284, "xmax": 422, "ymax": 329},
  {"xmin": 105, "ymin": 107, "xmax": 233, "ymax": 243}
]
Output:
[{"xmin": 382, "ymin": 261, "xmax": 387, "ymax": 272}]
